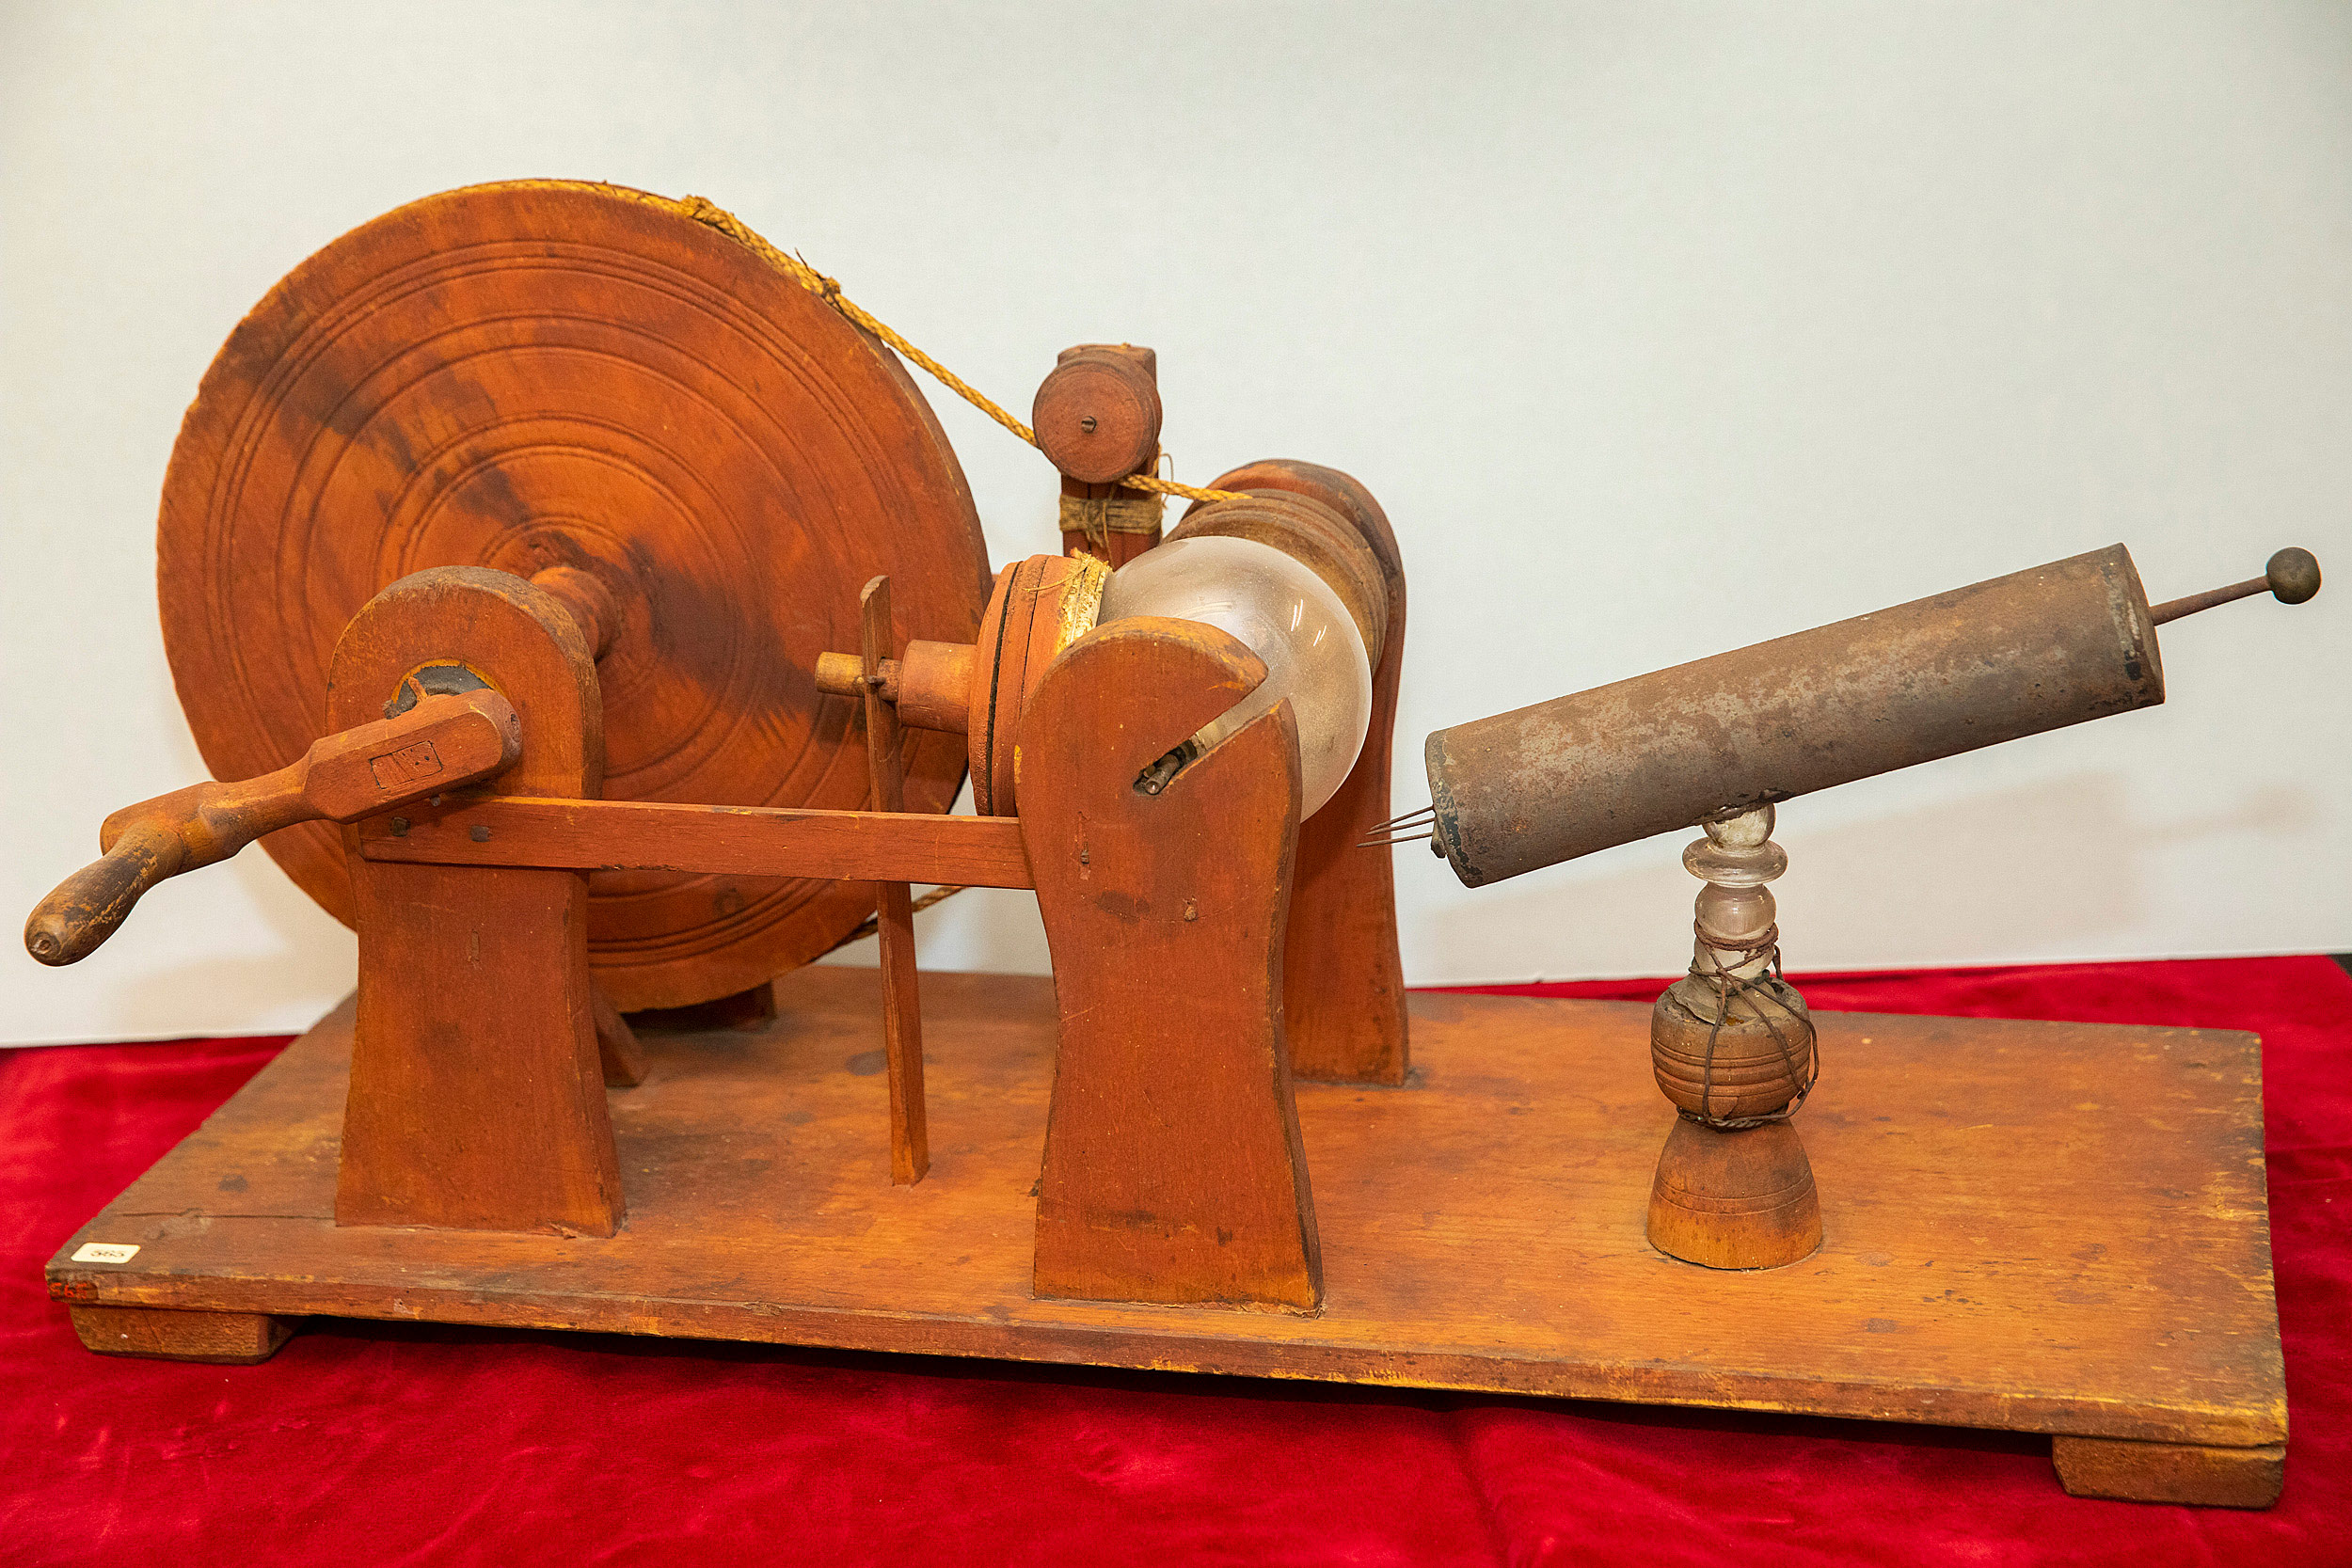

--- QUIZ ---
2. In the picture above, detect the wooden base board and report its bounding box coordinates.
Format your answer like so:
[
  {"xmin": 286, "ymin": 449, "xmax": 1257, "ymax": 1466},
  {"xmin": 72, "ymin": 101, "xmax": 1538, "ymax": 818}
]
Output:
[{"xmin": 48, "ymin": 970, "xmax": 2286, "ymax": 1507}]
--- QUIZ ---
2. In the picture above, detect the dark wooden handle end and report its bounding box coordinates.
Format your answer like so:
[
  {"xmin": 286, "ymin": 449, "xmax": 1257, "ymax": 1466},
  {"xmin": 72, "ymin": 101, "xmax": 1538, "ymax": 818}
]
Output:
[{"xmin": 24, "ymin": 824, "xmax": 187, "ymax": 967}]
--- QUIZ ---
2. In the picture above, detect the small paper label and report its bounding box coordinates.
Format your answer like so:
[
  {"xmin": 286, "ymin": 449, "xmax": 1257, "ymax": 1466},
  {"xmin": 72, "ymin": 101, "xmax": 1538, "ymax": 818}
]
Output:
[{"xmin": 71, "ymin": 1243, "xmax": 139, "ymax": 1264}]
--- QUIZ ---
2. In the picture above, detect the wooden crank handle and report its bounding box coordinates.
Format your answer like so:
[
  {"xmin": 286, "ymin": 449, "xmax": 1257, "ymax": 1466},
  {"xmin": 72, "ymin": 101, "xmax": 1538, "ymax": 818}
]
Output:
[{"xmin": 25, "ymin": 690, "xmax": 521, "ymax": 966}]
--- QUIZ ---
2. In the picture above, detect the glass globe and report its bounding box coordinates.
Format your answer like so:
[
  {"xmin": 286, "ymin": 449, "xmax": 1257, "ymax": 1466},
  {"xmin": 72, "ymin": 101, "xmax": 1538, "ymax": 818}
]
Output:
[{"xmin": 1098, "ymin": 535, "xmax": 1372, "ymax": 818}]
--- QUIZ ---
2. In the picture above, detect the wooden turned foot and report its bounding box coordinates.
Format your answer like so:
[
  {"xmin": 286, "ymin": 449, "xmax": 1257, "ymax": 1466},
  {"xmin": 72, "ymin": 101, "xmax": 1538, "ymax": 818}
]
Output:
[
  {"xmin": 1646, "ymin": 1117, "xmax": 1821, "ymax": 1270},
  {"xmin": 2053, "ymin": 1436, "xmax": 2285, "ymax": 1509},
  {"xmin": 71, "ymin": 1305, "xmax": 295, "ymax": 1364}
]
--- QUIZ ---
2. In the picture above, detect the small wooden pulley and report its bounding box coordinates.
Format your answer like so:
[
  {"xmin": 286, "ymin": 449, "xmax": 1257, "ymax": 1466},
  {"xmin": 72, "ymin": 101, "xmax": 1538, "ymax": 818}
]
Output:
[
  {"xmin": 154, "ymin": 181, "xmax": 991, "ymax": 1009},
  {"xmin": 1031, "ymin": 345, "xmax": 1162, "ymax": 484}
]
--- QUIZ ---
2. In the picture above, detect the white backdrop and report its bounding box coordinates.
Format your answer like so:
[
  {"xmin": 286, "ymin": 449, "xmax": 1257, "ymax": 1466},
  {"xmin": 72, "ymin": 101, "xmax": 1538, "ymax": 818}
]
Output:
[{"xmin": 3, "ymin": 2, "xmax": 2346, "ymax": 1045}]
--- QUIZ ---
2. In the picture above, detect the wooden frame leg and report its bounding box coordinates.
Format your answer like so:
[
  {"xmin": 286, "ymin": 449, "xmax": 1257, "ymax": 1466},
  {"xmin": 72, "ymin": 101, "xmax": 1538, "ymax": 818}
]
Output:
[
  {"xmin": 2052, "ymin": 1435, "xmax": 2285, "ymax": 1508},
  {"xmin": 72, "ymin": 1305, "xmax": 295, "ymax": 1365}
]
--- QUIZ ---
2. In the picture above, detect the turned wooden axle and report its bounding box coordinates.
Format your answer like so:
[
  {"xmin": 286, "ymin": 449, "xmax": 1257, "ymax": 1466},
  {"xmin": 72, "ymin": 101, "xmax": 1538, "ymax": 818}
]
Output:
[
  {"xmin": 813, "ymin": 641, "xmax": 976, "ymax": 733},
  {"xmin": 527, "ymin": 565, "xmax": 619, "ymax": 659}
]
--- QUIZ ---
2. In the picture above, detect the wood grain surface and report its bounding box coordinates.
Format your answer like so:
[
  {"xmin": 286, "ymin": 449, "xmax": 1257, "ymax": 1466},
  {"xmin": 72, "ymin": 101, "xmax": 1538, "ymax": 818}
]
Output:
[
  {"xmin": 1021, "ymin": 620, "xmax": 1320, "ymax": 1309},
  {"xmin": 49, "ymin": 970, "xmax": 2283, "ymax": 1494},
  {"xmin": 357, "ymin": 798, "xmax": 1033, "ymax": 888},
  {"xmin": 152, "ymin": 180, "xmax": 990, "ymax": 1010},
  {"xmin": 862, "ymin": 576, "xmax": 929, "ymax": 1185},
  {"xmin": 326, "ymin": 568, "xmax": 621, "ymax": 1235},
  {"xmin": 69, "ymin": 1306, "xmax": 295, "ymax": 1366},
  {"xmin": 2053, "ymin": 1435, "xmax": 2285, "ymax": 1508}
]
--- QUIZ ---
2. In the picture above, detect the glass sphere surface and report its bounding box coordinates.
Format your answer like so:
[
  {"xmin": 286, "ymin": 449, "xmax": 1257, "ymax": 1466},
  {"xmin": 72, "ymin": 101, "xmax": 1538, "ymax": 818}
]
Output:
[{"xmin": 1098, "ymin": 535, "xmax": 1372, "ymax": 818}]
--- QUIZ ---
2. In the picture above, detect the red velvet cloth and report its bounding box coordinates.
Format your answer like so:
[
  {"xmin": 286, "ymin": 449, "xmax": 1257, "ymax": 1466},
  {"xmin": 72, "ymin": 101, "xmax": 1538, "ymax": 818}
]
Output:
[{"xmin": 4, "ymin": 957, "xmax": 2346, "ymax": 1565}]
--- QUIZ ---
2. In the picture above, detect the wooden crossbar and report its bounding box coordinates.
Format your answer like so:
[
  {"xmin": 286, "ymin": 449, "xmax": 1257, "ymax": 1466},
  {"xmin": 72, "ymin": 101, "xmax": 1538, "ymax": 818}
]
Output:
[{"xmin": 356, "ymin": 798, "xmax": 1034, "ymax": 889}]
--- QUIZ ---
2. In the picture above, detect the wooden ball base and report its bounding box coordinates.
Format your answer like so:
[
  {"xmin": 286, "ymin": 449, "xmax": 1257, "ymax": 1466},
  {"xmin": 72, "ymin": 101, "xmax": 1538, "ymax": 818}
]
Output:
[{"xmin": 49, "ymin": 974, "xmax": 2284, "ymax": 1509}]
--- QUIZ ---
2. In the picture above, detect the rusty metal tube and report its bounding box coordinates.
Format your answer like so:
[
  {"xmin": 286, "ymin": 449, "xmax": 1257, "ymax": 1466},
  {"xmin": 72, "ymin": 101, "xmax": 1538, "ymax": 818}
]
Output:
[{"xmin": 1425, "ymin": 545, "xmax": 2164, "ymax": 888}]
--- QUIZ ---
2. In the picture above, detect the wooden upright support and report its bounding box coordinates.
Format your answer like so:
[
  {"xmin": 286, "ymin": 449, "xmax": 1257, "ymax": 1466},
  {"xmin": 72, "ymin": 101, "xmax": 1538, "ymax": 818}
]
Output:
[
  {"xmin": 1021, "ymin": 618, "xmax": 1321, "ymax": 1311},
  {"xmin": 862, "ymin": 575, "xmax": 929, "ymax": 1185},
  {"xmin": 328, "ymin": 566, "xmax": 624, "ymax": 1235},
  {"xmin": 1192, "ymin": 461, "xmax": 1410, "ymax": 1085}
]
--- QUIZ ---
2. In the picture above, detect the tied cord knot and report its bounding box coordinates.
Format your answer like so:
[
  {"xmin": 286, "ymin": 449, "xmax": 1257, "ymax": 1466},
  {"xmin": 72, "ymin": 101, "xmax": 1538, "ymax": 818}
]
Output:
[
  {"xmin": 1057, "ymin": 491, "xmax": 1164, "ymax": 556},
  {"xmin": 1683, "ymin": 920, "xmax": 1821, "ymax": 1132},
  {"xmin": 798, "ymin": 257, "xmax": 843, "ymax": 302}
]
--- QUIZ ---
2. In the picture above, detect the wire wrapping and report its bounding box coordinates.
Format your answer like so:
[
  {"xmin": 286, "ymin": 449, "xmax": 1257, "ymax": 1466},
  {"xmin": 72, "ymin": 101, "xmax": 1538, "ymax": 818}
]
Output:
[
  {"xmin": 1681, "ymin": 921, "xmax": 1821, "ymax": 1131},
  {"xmin": 1357, "ymin": 803, "xmax": 1436, "ymax": 847}
]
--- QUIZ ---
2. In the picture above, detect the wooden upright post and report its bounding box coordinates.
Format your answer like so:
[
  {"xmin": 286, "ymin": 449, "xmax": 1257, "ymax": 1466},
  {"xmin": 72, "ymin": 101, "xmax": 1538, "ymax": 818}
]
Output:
[
  {"xmin": 863, "ymin": 575, "xmax": 929, "ymax": 1184},
  {"xmin": 329, "ymin": 566, "xmax": 623, "ymax": 1236},
  {"xmin": 1021, "ymin": 617, "xmax": 1321, "ymax": 1311},
  {"xmin": 1190, "ymin": 461, "xmax": 1410, "ymax": 1085}
]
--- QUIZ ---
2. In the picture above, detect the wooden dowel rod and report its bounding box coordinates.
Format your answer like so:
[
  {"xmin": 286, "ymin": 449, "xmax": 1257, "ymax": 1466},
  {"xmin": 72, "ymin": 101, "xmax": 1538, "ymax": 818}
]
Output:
[
  {"xmin": 863, "ymin": 575, "xmax": 930, "ymax": 1185},
  {"xmin": 356, "ymin": 798, "xmax": 1034, "ymax": 888}
]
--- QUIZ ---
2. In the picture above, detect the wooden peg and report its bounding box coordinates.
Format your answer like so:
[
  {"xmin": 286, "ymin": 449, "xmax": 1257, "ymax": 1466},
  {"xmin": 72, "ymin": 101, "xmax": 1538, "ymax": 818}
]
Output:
[
  {"xmin": 863, "ymin": 576, "xmax": 929, "ymax": 1184},
  {"xmin": 814, "ymin": 639, "xmax": 977, "ymax": 734}
]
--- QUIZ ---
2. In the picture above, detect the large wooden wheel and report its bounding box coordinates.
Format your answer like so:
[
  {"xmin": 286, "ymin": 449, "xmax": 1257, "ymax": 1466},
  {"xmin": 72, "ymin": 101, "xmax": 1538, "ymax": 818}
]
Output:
[{"xmin": 157, "ymin": 181, "xmax": 991, "ymax": 1009}]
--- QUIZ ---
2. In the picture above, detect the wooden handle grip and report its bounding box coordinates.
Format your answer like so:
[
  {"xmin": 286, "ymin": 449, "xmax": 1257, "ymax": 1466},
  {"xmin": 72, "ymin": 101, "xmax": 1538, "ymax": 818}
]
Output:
[
  {"xmin": 25, "ymin": 823, "xmax": 187, "ymax": 966},
  {"xmin": 24, "ymin": 690, "xmax": 520, "ymax": 966}
]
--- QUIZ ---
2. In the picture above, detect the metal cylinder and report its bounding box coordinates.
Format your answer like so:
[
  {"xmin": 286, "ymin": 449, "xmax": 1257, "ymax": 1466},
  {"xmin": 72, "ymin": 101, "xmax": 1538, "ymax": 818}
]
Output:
[{"xmin": 1425, "ymin": 545, "xmax": 2164, "ymax": 887}]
